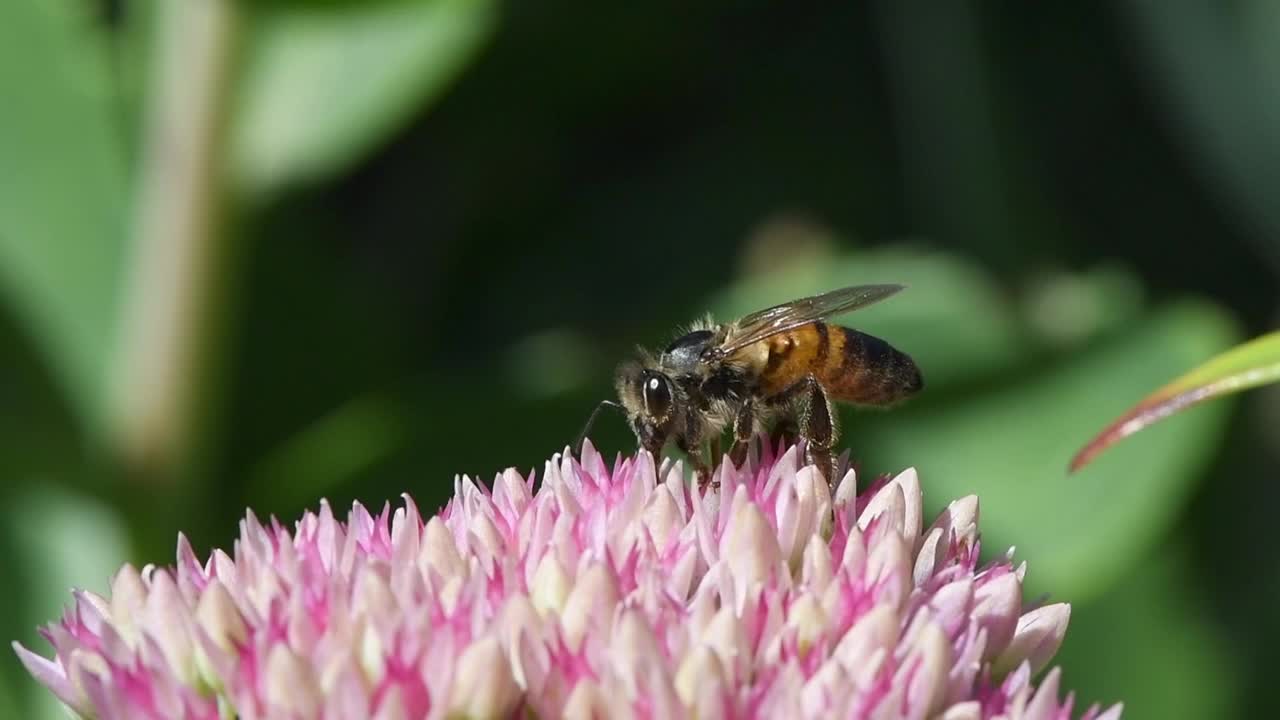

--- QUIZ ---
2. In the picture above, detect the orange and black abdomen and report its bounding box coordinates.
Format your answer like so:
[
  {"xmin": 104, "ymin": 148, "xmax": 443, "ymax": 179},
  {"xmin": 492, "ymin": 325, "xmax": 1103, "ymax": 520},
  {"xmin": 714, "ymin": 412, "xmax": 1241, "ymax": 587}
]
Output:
[{"xmin": 757, "ymin": 322, "xmax": 923, "ymax": 405}]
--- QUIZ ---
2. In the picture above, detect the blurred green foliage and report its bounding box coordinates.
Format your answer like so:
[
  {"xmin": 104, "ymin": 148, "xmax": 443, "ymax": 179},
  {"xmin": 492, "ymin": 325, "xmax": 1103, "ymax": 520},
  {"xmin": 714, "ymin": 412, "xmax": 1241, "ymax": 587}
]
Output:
[
  {"xmin": 0, "ymin": 0, "xmax": 128, "ymax": 431},
  {"xmin": 233, "ymin": 0, "xmax": 496, "ymax": 193},
  {"xmin": 2, "ymin": 1, "xmax": 1279, "ymax": 718}
]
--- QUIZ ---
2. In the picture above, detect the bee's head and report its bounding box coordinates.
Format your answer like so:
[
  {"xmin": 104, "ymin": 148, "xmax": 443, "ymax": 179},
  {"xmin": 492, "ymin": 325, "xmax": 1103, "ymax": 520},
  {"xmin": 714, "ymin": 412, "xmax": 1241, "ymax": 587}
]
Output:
[{"xmin": 616, "ymin": 360, "xmax": 677, "ymax": 455}]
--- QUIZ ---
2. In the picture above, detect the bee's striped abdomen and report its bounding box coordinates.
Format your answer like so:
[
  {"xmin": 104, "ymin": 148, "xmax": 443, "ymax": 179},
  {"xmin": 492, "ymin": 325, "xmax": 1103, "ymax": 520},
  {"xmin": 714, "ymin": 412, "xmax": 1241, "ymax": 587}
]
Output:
[
  {"xmin": 754, "ymin": 323, "xmax": 922, "ymax": 405},
  {"xmin": 822, "ymin": 325, "xmax": 923, "ymax": 405}
]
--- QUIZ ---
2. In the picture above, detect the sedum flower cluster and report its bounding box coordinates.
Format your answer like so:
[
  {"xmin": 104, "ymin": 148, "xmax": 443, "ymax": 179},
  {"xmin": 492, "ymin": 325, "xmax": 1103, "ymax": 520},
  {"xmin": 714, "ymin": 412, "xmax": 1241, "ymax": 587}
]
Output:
[{"xmin": 16, "ymin": 440, "xmax": 1120, "ymax": 719}]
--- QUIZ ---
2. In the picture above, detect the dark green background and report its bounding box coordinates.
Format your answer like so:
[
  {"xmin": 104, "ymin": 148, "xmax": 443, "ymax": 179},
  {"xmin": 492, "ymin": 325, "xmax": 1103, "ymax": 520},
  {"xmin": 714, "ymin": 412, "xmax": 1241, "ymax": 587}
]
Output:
[{"xmin": 2, "ymin": 2, "xmax": 1277, "ymax": 718}]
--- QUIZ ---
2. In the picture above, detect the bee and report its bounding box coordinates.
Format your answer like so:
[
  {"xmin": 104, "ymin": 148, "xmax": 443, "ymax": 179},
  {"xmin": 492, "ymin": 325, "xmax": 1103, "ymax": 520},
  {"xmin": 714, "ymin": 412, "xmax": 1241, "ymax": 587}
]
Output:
[{"xmin": 576, "ymin": 284, "xmax": 923, "ymax": 485}]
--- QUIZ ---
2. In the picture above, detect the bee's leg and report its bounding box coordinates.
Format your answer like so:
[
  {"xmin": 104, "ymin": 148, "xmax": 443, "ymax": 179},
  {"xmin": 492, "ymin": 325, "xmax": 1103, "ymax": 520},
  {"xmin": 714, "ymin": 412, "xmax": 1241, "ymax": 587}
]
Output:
[
  {"xmin": 729, "ymin": 398, "xmax": 755, "ymax": 466},
  {"xmin": 676, "ymin": 414, "xmax": 716, "ymax": 492},
  {"xmin": 676, "ymin": 434, "xmax": 713, "ymax": 492},
  {"xmin": 797, "ymin": 376, "xmax": 839, "ymax": 485}
]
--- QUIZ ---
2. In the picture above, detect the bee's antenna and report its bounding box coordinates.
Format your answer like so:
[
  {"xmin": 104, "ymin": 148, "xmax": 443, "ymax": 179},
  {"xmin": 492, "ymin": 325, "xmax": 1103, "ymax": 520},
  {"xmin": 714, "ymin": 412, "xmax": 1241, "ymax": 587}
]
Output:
[{"xmin": 574, "ymin": 400, "xmax": 625, "ymax": 457}]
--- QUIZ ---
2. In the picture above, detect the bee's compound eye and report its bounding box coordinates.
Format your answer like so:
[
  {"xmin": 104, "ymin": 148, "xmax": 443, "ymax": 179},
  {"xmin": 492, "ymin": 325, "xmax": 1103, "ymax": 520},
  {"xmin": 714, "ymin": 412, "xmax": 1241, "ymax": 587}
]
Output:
[{"xmin": 642, "ymin": 374, "xmax": 672, "ymax": 418}]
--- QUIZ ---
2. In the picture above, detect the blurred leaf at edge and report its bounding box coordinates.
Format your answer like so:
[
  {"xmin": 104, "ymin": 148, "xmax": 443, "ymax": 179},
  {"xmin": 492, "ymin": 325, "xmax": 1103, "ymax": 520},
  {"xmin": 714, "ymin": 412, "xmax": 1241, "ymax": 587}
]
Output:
[
  {"xmin": 0, "ymin": 0, "xmax": 128, "ymax": 432},
  {"xmin": 1071, "ymin": 329, "xmax": 1280, "ymax": 472},
  {"xmin": 232, "ymin": 0, "xmax": 498, "ymax": 194}
]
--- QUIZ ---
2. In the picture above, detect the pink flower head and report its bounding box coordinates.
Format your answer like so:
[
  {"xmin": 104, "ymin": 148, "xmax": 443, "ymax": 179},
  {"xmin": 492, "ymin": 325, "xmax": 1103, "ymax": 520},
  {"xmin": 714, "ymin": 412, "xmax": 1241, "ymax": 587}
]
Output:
[{"xmin": 15, "ymin": 440, "xmax": 1122, "ymax": 719}]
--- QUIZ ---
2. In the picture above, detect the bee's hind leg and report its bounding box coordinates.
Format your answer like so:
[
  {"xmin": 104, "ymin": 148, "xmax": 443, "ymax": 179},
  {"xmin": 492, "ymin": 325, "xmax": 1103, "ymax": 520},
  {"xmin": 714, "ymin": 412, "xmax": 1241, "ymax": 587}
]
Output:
[{"xmin": 796, "ymin": 376, "xmax": 839, "ymax": 486}]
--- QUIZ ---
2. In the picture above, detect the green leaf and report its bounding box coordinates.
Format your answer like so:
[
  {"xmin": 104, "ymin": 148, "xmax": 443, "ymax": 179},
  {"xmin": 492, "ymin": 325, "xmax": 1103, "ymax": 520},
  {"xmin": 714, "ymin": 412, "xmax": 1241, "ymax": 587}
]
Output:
[
  {"xmin": 232, "ymin": 0, "xmax": 497, "ymax": 194},
  {"xmin": 1070, "ymin": 329, "xmax": 1280, "ymax": 472},
  {"xmin": 709, "ymin": 248, "xmax": 1032, "ymax": 389},
  {"xmin": 1054, "ymin": 542, "xmax": 1239, "ymax": 718},
  {"xmin": 8, "ymin": 483, "xmax": 132, "ymax": 623},
  {"xmin": 856, "ymin": 301, "xmax": 1238, "ymax": 600},
  {"xmin": 0, "ymin": 0, "xmax": 128, "ymax": 430}
]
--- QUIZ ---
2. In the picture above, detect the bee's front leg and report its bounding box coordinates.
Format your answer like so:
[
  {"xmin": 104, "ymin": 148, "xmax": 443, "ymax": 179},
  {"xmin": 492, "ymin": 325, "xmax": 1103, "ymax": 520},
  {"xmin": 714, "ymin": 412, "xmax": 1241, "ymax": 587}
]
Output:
[
  {"xmin": 676, "ymin": 434, "xmax": 713, "ymax": 492},
  {"xmin": 676, "ymin": 411, "xmax": 716, "ymax": 492}
]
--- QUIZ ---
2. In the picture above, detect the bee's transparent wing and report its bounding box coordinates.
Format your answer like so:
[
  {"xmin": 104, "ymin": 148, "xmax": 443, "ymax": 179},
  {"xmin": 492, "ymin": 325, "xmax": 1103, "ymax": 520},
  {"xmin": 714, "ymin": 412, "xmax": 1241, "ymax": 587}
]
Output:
[{"xmin": 713, "ymin": 283, "xmax": 905, "ymax": 357}]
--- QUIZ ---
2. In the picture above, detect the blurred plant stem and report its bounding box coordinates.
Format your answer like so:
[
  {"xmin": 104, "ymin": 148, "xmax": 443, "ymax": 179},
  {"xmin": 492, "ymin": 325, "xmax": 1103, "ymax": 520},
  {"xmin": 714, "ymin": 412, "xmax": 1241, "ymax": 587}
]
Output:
[{"xmin": 107, "ymin": 0, "xmax": 241, "ymax": 484}]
